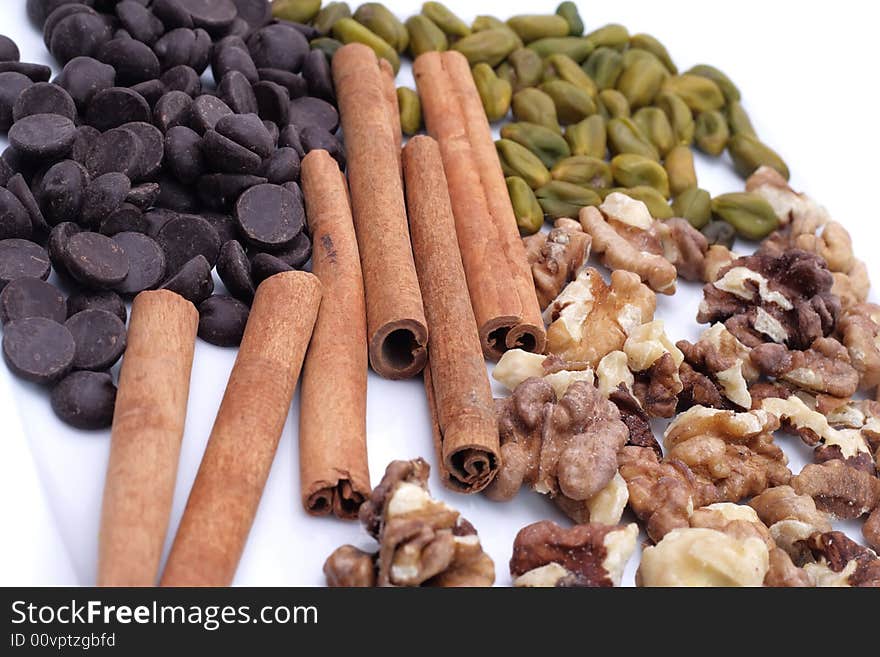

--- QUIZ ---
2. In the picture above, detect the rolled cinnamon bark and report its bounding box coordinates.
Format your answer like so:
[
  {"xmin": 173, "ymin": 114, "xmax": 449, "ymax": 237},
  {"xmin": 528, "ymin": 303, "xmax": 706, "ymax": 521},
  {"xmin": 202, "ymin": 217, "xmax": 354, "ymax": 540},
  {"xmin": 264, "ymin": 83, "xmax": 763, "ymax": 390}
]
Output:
[
  {"xmin": 379, "ymin": 58, "xmax": 402, "ymax": 161},
  {"xmin": 299, "ymin": 149, "xmax": 370, "ymax": 518},
  {"xmin": 414, "ymin": 51, "xmax": 546, "ymax": 360},
  {"xmin": 332, "ymin": 43, "xmax": 427, "ymax": 379},
  {"xmin": 160, "ymin": 272, "xmax": 322, "ymax": 586},
  {"xmin": 98, "ymin": 290, "xmax": 198, "ymax": 587},
  {"xmin": 403, "ymin": 136, "xmax": 499, "ymax": 493}
]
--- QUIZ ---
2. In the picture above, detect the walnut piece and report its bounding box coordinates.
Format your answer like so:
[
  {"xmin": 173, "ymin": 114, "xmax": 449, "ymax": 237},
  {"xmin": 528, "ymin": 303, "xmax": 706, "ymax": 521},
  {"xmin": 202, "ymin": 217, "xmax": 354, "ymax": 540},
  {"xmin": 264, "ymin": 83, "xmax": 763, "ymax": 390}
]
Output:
[
  {"xmin": 765, "ymin": 546, "xmax": 815, "ymax": 587},
  {"xmin": 663, "ymin": 406, "xmax": 790, "ymax": 502},
  {"xmin": 623, "ymin": 320, "xmax": 684, "ymax": 418},
  {"xmin": 524, "ymin": 218, "xmax": 591, "ymax": 309},
  {"xmin": 748, "ymin": 484, "xmax": 832, "ymax": 563},
  {"xmin": 678, "ymin": 323, "xmax": 759, "ymax": 410},
  {"xmin": 492, "ymin": 349, "xmax": 594, "ymax": 398},
  {"xmin": 545, "ymin": 267, "xmax": 656, "ymax": 366},
  {"xmin": 745, "ymin": 166, "xmax": 828, "ymax": 228},
  {"xmin": 702, "ymin": 244, "xmax": 736, "ymax": 283},
  {"xmin": 864, "ymin": 507, "xmax": 880, "ymax": 552},
  {"xmin": 750, "ymin": 337, "xmax": 859, "ymax": 399},
  {"xmin": 791, "ymin": 460, "xmax": 880, "ymax": 519},
  {"xmin": 618, "ymin": 445, "xmax": 717, "ymax": 542},
  {"xmin": 580, "ymin": 197, "xmax": 677, "ymax": 294},
  {"xmin": 697, "ymin": 249, "xmax": 840, "ymax": 351},
  {"xmin": 487, "ymin": 378, "xmax": 630, "ymax": 521},
  {"xmin": 838, "ymin": 302, "xmax": 880, "ymax": 390},
  {"xmin": 510, "ymin": 520, "xmax": 638, "ymax": 587},
  {"xmin": 324, "ymin": 459, "xmax": 495, "ymax": 587},
  {"xmin": 656, "ymin": 217, "xmax": 709, "ymax": 282},
  {"xmin": 799, "ymin": 531, "xmax": 880, "ymax": 587},
  {"xmin": 636, "ymin": 527, "xmax": 770, "ymax": 587}
]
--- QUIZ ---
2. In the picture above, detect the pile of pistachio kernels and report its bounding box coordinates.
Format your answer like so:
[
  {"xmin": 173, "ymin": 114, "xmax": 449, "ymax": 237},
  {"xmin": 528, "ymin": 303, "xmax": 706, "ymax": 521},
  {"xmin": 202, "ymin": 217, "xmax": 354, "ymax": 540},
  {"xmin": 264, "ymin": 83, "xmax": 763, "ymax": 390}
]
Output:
[{"xmin": 273, "ymin": 0, "xmax": 790, "ymax": 245}]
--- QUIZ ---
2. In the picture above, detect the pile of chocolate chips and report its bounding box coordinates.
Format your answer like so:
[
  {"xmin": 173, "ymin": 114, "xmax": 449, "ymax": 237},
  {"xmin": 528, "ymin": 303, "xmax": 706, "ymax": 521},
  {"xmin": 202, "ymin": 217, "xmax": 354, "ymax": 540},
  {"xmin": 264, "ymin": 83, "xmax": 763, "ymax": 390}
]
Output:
[{"xmin": 0, "ymin": 0, "xmax": 342, "ymax": 429}]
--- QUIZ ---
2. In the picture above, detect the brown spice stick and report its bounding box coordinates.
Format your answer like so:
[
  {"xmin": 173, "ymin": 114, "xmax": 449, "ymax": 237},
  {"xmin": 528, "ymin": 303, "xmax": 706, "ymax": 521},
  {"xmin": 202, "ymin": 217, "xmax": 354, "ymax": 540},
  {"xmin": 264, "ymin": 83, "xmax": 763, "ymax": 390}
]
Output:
[
  {"xmin": 379, "ymin": 58, "xmax": 402, "ymax": 160},
  {"xmin": 299, "ymin": 149, "xmax": 370, "ymax": 518},
  {"xmin": 332, "ymin": 43, "xmax": 427, "ymax": 379},
  {"xmin": 98, "ymin": 290, "xmax": 198, "ymax": 586},
  {"xmin": 413, "ymin": 51, "xmax": 546, "ymax": 360},
  {"xmin": 404, "ymin": 136, "xmax": 499, "ymax": 493},
  {"xmin": 160, "ymin": 272, "xmax": 322, "ymax": 586}
]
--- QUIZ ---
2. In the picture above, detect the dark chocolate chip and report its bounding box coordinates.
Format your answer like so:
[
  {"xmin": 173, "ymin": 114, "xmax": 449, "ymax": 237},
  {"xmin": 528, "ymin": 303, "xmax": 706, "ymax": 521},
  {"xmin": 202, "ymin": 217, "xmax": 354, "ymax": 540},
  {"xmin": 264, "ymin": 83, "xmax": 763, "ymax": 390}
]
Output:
[
  {"xmin": 51, "ymin": 370, "xmax": 117, "ymax": 430},
  {"xmin": 276, "ymin": 19, "xmax": 320, "ymax": 41},
  {"xmin": 49, "ymin": 12, "xmax": 113, "ymax": 65},
  {"xmin": 0, "ymin": 187, "xmax": 32, "ymax": 241},
  {"xmin": 261, "ymin": 147, "xmax": 300, "ymax": 185},
  {"xmin": 301, "ymin": 49, "xmax": 335, "ymax": 102},
  {"xmin": 130, "ymin": 78, "xmax": 166, "ymax": 108},
  {"xmin": 84, "ymin": 127, "xmax": 144, "ymax": 179},
  {"xmin": 160, "ymin": 253, "xmax": 213, "ymax": 304},
  {"xmin": 153, "ymin": 90, "xmax": 193, "ymax": 132},
  {"xmin": 201, "ymin": 129, "xmax": 263, "ymax": 175},
  {"xmin": 212, "ymin": 44, "xmax": 258, "ymax": 84},
  {"xmin": 288, "ymin": 96, "xmax": 339, "ymax": 133},
  {"xmin": 164, "ymin": 125, "xmax": 204, "ymax": 184},
  {"xmin": 0, "ymin": 62, "xmax": 52, "ymax": 83},
  {"xmin": 2, "ymin": 316, "xmax": 75, "ymax": 384},
  {"xmin": 0, "ymin": 72, "xmax": 34, "ymax": 132},
  {"xmin": 250, "ymin": 251, "xmax": 292, "ymax": 284},
  {"xmin": 142, "ymin": 208, "xmax": 178, "ymax": 238},
  {"xmin": 191, "ymin": 94, "xmax": 233, "ymax": 135},
  {"xmin": 5, "ymin": 174, "xmax": 49, "ymax": 237},
  {"xmin": 231, "ymin": 0, "xmax": 272, "ymax": 30},
  {"xmin": 119, "ymin": 121, "xmax": 164, "ymax": 181},
  {"xmin": 125, "ymin": 183, "xmax": 160, "ymax": 209},
  {"xmin": 278, "ymin": 123, "xmax": 304, "ymax": 157},
  {"xmin": 262, "ymin": 229, "xmax": 311, "ymax": 268},
  {"xmin": 253, "ymin": 80, "xmax": 289, "ymax": 125},
  {"xmin": 235, "ymin": 183, "xmax": 304, "ymax": 249},
  {"xmin": 216, "ymin": 112, "xmax": 274, "ymax": 159},
  {"xmin": 42, "ymin": 3, "xmax": 96, "ymax": 48},
  {"xmin": 263, "ymin": 120, "xmax": 279, "ymax": 145},
  {"xmin": 66, "ymin": 308, "xmax": 127, "ymax": 370},
  {"xmin": 256, "ymin": 67, "xmax": 307, "ymax": 99},
  {"xmin": 156, "ymin": 174, "xmax": 200, "ymax": 212},
  {"xmin": 216, "ymin": 70, "xmax": 258, "ymax": 115},
  {"xmin": 156, "ymin": 213, "xmax": 220, "ymax": 272},
  {"xmin": 81, "ymin": 172, "xmax": 132, "ymax": 230},
  {"xmin": 159, "ymin": 64, "xmax": 200, "ymax": 96},
  {"xmin": 179, "ymin": 0, "xmax": 238, "ymax": 33},
  {"xmin": 197, "ymin": 294, "xmax": 249, "ymax": 346},
  {"xmin": 217, "ymin": 239, "xmax": 254, "ymax": 302},
  {"xmin": 12, "ymin": 82, "xmax": 77, "ymax": 122},
  {"xmin": 97, "ymin": 37, "xmax": 161, "ymax": 86},
  {"xmin": 115, "ymin": 0, "xmax": 165, "ymax": 45},
  {"xmin": 300, "ymin": 125, "xmax": 345, "ymax": 169},
  {"xmin": 71, "ymin": 125, "xmax": 100, "ymax": 165},
  {"xmin": 153, "ymin": 27, "xmax": 211, "ymax": 73},
  {"xmin": 100, "ymin": 202, "xmax": 147, "ymax": 236},
  {"xmin": 64, "ymin": 231, "xmax": 130, "ymax": 288},
  {"xmin": 53, "ymin": 56, "xmax": 116, "ymax": 111},
  {"xmin": 47, "ymin": 222, "xmax": 80, "ymax": 277},
  {"xmin": 0, "ymin": 35, "xmax": 20, "ymax": 63},
  {"xmin": 8, "ymin": 113, "xmax": 77, "ymax": 161},
  {"xmin": 113, "ymin": 230, "xmax": 165, "ymax": 294},
  {"xmin": 67, "ymin": 289, "xmax": 126, "ymax": 323},
  {"xmin": 151, "ymin": 0, "xmax": 194, "ymax": 30},
  {"xmin": 196, "ymin": 173, "xmax": 266, "ymax": 210},
  {"xmin": 0, "ymin": 239, "xmax": 51, "ymax": 289},
  {"xmin": 247, "ymin": 23, "xmax": 309, "ymax": 72},
  {"xmin": 85, "ymin": 87, "xmax": 151, "ymax": 131},
  {"xmin": 200, "ymin": 212, "xmax": 239, "ymax": 245},
  {"xmin": 0, "ymin": 277, "xmax": 66, "ymax": 325},
  {"xmin": 35, "ymin": 160, "xmax": 89, "ymax": 226}
]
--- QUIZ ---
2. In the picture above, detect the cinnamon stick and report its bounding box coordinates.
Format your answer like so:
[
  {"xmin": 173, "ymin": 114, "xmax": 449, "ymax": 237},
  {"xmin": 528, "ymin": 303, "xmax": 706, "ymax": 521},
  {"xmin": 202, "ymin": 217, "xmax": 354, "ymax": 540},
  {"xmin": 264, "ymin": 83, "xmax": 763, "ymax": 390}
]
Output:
[
  {"xmin": 299, "ymin": 149, "xmax": 370, "ymax": 518},
  {"xmin": 413, "ymin": 51, "xmax": 546, "ymax": 360},
  {"xmin": 403, "ymin": 136, "xmax": 499, "ymax": 493},
  {"xmin": 98, "ymin": 290, "xmax": 198, "ymax": 586},
  {"xmin": 160, "ymin": 272, "xmax": 322, "ymax": 586},
  {"xmin": 332, "ymin": 43, "xmax": 427, "ymax": 379},
  {"xmin": 379, "ymin": 58, "xmax": 402, "ymax": 161}
]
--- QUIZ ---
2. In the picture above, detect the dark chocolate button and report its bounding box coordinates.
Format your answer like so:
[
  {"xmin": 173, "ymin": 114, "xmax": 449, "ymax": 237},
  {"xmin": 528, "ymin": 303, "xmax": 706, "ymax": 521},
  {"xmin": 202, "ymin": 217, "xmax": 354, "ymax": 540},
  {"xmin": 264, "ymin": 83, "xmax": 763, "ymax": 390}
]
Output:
[
  {"xmin": 5, "ymin": 174, "xmax": 49, "ymax": 237},
  {"xmin": 115, "ymin": 0, "xmax": 165, "ymax": 45},
  {"xmin": 151, "ymin": 0, "xmax": 194, "ymax": 30},
  {"xmin": 125, "ymin": 183, "xmax": 160, "ymax": 210},
  {"xmin": 217, "ymin": 239, "xmax": 254, "ymax": 303},
  {"xmin": 120, "ymin": 121, "xmax": 164, "ymax": 181},
  {"xmin": 160, "ymin": 65, "xmax": 200, "ymax": 97},
  {"xmin": 156, "ymin": 174, "xmax": 200, "ymax": 212},
  {"xmin": 261, "ymin": 147, "xmax": 301, "ymax": 185},
  {"xmin": 71, "ymin": 125, "xmax": 100, "ymax": 165},
  {"xmin": 81, "ymin": 172, "xmax": 131, "ymax": 230},
  {"xmin": 160, "ymin": 254, "xmax": 213, "ymax": 304},
  {"xmin": 300, "ymin": 125, "xmax": 345, "ymax": 169},
  {"xmin": 113, "ymin": 231, "xmax": 165, "ymax": 294},
  {"xmin": 231, "ymin": 0, "xmax": 271, "ymax": 30},
  {"xmin": 99, "ymin": 202, "xmax": 147, "ymax": 236},
  {"xmin": 0, "ymin": 187, "xmax": 32, "ymax": 241},
  {"xmin": 8, "ymin": 113, "xmax": 77, "ymax": 161},
  {"xmin": 278, "ymin": 124, "xmax": 304, "ymax": 157},
  {"xmin": 190, "ymin": 94, "xmax": 233, "ymax": 134},
  {"xmin": 154, "ymin": 90, "xmax": 193, "ymax": 132},
  {"xmin": 85, "ymin": 87, "xmax": 151, "ymax": 131},
  {"xmin": 164, "ymin": 125, "xmax": 204, "ymax": 184},
  {"xmin": 0, "ymin": 35, "xmax": 20, "ymax": 63},
  {"xmin": 178, "ymin": 0, "xmax": 238, "ymax": 33},
  {"xmin": 97, "ymin": 37, "xmax": 160, "ymax": 86},
  {"xmin": 66, "ymin": 308, "xmax": 127, "ymax": 370},
  {"xmin": 216, "ymin": 112, "xmax": 274, "ymax": 159},
  {"xmin": 301, "ymin": 49, "xmax": 335, "ymax": 102},
  {"xmin": 197, "ymin": 173, "xmax": 266, "ymax": 210},
  {"xmin": 42, "ymin": 3, "xmax": 96, "ymax": 48},
  {"xmin": 253, "ymin": 80, "xmax": 289, "ymax": 125},
  {"xmin": 246, "ymin": 23, "xmax": 308, "ymax": 73},
  {"xmin": 257, "ymin": 68, "xmax": 307, "ymax": 98},
  {"xmin": 64, "ymin": 231, "xmax": 130, "ymax": 288},
  {"xmin": 235, "ymin": 183, "xmax": 304, "ymax": 249},
  {"xmin": 49, "ymin": 12, "xmax": 113, "ymax": 64},
  {"xmin": 47, "ymin": 222, "xmax": 80, "ymax": 277},
  {"xmin": 200, "ymin": 212, "xmax": 239, "ymax": 245},
  {"xmin": 67, "ymin": 289, "xmax": 127, "ymax": 323},
  {"xmin": 197, "ymin": 294, "xmax": 249, "ymax": 347},
  {"xmin": 156, "ymin": 213, "xmax": 220, "ymax": 272},
  {"xmin": 260, "ymin": 229, "xmax": 311, "ymax": 269},
  {"xmin": 53, "ymin": 56, "xmax": 116, "ymax": 111},
  {"xmin": 12, "ymin": 82, "xmax": 77, "ymax": 122},
  {"xmin": 250, "ymin": 251, "xmax": 292, "ymax": 284},
  {"xmin": 50, "ymin": 370, "xmax": 117, "ymax": 430},
  {"xmin": 0, "ymin": 62, "xmax": 52, "ymax": 83},
  {"xmin": 288, "ymin": 96, "xmax": 339, "ymax": 133},
  {"xmin": 2, "ymin": 316, "xmax": 75, "ymax": 384},
  {"xmin": 143, "ymin": 208, "xmax": 178, "ymax": 238},
  {"xmin": 201, "ymin": 129, "xmax": 263, "ymax": 175},
  {"xmin": 35, "ymin": 160, "xmax": 89, "ymax": 226},
  {"xmin": 84, "ymin": 127, "xmax": 144, "ymax": 179},
  {"xmin": 130, "ymin": 79, "xmax": 166, "ymax": 108},
  {"xmin": 212, "ymin": 44, "xmax": 258, "ymax": 84},
  {"xmin": 217, "ymin": 70, "xmax": 258, "ymax": 115},
  {"xmin": 0, "ymin": 277, "xmax": 66, "ymax": 325}
]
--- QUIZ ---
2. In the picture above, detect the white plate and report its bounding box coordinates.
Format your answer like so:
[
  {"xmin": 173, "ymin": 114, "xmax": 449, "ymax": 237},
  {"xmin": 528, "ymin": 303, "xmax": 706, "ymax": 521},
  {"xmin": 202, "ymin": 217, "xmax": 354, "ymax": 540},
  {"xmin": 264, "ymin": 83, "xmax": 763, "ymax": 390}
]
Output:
[{"xmin": 1, "ymin": 0, "xmax": 878, "ymax": 587}]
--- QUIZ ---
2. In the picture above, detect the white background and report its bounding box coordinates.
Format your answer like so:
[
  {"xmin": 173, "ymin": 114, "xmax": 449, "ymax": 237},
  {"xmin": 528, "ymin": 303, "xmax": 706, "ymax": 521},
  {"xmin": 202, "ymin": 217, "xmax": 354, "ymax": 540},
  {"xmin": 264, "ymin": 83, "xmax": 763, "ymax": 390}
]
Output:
[{"xmin": 1, "ymin": 0, "xmax": 878, "ymax": 587}]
